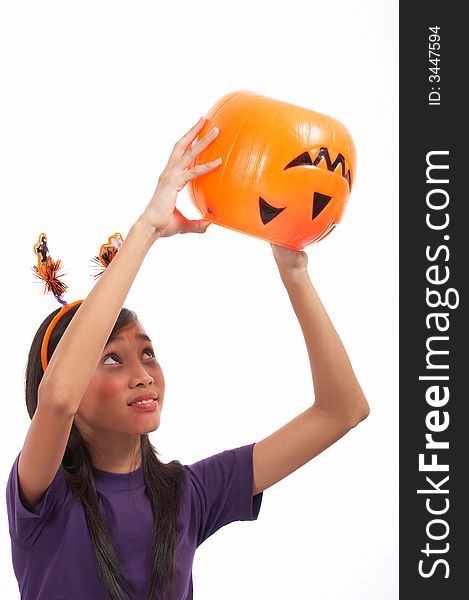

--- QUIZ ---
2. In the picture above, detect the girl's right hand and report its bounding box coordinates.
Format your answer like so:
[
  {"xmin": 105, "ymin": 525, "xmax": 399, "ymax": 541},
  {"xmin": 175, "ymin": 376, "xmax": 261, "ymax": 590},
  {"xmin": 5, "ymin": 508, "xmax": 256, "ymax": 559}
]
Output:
[{"xmin": 141, "ymin": 117, "xmax": 222, "ymax": 239}]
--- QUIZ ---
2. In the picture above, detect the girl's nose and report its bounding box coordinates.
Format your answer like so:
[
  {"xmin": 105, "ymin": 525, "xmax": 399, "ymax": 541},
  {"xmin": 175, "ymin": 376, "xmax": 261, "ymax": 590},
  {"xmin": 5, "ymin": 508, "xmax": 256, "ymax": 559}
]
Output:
[{"xmin": 131, "ymin": 372, "xmax": 154, "ymax": 388}]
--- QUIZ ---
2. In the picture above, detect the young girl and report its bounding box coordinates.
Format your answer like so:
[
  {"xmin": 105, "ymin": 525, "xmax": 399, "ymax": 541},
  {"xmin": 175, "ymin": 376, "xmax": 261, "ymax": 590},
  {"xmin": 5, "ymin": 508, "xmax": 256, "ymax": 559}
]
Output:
[{"xmin": 6, "ymin": 117, "xmax": 370, "ymax": 600}]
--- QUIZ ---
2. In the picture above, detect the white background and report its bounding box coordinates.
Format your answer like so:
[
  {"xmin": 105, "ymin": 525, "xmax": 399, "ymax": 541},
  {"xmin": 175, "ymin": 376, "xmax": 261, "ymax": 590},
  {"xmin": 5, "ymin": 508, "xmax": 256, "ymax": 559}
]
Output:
[{"xmin": 0, "ymin": 1, "xmax": 398, "ymax": 598}]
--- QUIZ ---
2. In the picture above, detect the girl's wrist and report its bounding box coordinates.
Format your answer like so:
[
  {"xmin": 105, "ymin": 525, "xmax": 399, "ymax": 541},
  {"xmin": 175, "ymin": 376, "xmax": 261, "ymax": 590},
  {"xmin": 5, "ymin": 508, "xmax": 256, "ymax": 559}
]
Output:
[
  {"xmin": 278, "ymin": 264, "xmax": 310, "ymax": 284},
  {"xmin": 135, "ymin": 214, "xmax": 162, "ymax": 244}
]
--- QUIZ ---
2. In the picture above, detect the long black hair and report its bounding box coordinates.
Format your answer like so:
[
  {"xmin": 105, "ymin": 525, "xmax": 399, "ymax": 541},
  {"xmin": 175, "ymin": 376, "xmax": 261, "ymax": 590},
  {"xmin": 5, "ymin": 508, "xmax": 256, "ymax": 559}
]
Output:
[{"xmin": 25, "ymin": 303, "xmax": 186, "ymax": 600}]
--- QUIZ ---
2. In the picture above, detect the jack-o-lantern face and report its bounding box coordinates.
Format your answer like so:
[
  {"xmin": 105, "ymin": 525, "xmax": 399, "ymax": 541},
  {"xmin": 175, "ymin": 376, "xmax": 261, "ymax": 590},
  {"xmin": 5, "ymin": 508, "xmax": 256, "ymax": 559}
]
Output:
[{"xmin": 188, "ymin": 90, "xmax": 356, "ymax": 250}]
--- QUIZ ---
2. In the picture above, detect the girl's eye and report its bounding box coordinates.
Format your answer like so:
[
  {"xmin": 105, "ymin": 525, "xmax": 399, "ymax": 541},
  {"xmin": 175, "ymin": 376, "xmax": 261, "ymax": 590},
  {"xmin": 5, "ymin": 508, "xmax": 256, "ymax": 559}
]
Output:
[
  {"xmin": 102, "ymin": 348, "xmax": 156, "ymax": 365},
  {"xmin": 103, "ymin": 354, "xmax": 120, "ymax": 365}
]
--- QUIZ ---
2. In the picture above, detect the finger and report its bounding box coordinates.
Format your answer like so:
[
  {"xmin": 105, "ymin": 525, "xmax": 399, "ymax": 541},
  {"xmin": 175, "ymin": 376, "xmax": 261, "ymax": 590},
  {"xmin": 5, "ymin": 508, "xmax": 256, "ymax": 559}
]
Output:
[
  {"xmin": 181, "ymin": 218, "xmax": 212, "ymax": 235},
  {"xmin": 185, "ymin": 157, "xmax": 223, "ymax": 180},
  {"xmin": 194, "ymin": 220, "xmax": 212, "ymax": 234},
  {"xmin": 174, "ymin": 117, "xmax": 207, "ymax": 155},
  {"xmin": 165, "ymin": 117, "xmax": 207, "ymax": 168},
  {"xmin": 182, "ymin": 127, "xmax": 219, "ymax": 167}
]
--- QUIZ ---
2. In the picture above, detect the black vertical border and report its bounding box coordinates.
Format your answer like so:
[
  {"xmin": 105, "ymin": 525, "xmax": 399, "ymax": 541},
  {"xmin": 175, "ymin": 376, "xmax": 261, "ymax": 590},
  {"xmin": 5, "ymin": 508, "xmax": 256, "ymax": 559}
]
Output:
[{"xmin": 400, "ymin": 3, "xmax": 466, "ymax": 598}]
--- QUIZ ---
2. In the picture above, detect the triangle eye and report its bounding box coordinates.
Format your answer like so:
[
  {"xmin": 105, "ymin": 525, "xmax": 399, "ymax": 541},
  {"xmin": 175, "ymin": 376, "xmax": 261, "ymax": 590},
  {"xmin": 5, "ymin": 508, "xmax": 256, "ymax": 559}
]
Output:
[
  {"xmin": 284, "ymin": 152, "xmax": 313, "ymax": 170},
  {"xmin": 312, "ymin": 192, "xmax": 332, "ymax": 219},
  {"xmin": 259, "ymin": 196, "xmax": 287, "ymax": 225}
]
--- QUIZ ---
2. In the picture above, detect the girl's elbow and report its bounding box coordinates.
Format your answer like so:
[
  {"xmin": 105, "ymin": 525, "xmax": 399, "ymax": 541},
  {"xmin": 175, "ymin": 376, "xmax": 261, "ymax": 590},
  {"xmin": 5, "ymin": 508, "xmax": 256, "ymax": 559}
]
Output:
[{"xmin": 351, "ymin": 400, "xmax": 370, "ymax": 427}]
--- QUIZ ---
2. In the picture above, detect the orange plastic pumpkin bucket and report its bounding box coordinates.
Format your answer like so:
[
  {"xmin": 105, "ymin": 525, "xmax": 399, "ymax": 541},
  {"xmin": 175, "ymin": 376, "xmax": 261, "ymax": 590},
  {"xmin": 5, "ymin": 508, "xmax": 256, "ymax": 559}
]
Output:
[{"xmin": 188, "ymin": 90, "xmax": 356, "ymax": 250}]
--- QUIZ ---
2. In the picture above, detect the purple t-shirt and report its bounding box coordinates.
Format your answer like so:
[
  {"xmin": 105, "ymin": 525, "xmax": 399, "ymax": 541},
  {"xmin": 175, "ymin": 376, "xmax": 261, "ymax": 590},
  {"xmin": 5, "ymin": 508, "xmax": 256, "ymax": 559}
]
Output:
[{"xmin": 5, "ymin": 443, "xmax": 263, "ymax": 599}]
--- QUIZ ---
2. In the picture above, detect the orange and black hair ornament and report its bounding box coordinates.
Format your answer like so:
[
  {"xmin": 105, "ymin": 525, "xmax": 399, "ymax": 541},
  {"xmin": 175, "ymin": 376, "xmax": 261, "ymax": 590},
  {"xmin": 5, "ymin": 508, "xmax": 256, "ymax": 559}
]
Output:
[
  {"xmin": 33, "ymin": 231, "xmax": 124, "ymax": 373},
  {"xmin": 32, "ymin": 233, "xmax": 69, "ymax": 306},
  {"xmin": 90, "ymin": 232, "xmax": 124, "ymax": 280}
]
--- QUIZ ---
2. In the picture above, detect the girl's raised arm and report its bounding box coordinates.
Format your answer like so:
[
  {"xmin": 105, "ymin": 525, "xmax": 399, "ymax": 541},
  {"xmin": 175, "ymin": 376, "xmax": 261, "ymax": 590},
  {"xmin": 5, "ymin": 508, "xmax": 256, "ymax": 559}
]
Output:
[
  {"xmin": 39, "ymin": 118, "xmax": 221, "ymax": 414},
  {"xmin": 252, "ymin": 244, "xmax": 370, "ymax": 496},
  {"xmin": 18, "ymin": 118, "xmax": 221, "ymax": 514}
]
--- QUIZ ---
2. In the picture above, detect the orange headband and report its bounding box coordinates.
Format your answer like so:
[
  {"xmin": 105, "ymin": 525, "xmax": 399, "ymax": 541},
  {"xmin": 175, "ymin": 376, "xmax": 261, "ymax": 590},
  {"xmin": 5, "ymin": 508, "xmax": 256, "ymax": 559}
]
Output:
[
  {"xmin": 33, "ymin": 232, "xmax": 124, "ymax": 373},
  {"xmin": 40, "ymin": 300, "xmax": 84, "ymax": 373}
]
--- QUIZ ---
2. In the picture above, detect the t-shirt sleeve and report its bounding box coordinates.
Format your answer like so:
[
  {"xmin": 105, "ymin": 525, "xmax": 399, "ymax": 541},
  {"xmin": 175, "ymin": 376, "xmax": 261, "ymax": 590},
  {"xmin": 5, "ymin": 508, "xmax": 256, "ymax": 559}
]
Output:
[
  {"xmin": 5, "ymin": 451, "xmax": 69, "ymax": 547},
  {"xmin": 183, "ymin": 442, "xmax": 263, "ymax": 547}
]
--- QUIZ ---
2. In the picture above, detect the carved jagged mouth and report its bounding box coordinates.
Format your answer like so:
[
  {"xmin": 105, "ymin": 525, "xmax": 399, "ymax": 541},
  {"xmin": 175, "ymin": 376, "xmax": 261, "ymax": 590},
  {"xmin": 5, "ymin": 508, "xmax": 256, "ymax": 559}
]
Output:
[
  {"xmin": 259, "ymin": 193, "xmax": 332, "ymax": 225},
  {"xmin": 284, "ymin": 147, "xmax": 352, "ymax": 189}
]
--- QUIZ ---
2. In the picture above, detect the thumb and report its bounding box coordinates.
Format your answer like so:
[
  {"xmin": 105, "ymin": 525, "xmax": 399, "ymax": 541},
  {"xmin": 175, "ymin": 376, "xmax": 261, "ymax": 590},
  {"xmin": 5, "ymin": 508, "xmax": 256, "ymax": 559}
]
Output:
[{"xmin": 190, "ymin": 219, "xmax": 212, "ymax": 234}]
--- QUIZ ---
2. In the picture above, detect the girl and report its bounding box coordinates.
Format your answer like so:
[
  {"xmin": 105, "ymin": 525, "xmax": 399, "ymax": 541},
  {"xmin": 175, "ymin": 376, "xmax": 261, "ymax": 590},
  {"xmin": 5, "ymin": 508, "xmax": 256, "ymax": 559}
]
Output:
[{"xmin": 6, "ymin": 117, "xmax": 369, "ymax": 599}]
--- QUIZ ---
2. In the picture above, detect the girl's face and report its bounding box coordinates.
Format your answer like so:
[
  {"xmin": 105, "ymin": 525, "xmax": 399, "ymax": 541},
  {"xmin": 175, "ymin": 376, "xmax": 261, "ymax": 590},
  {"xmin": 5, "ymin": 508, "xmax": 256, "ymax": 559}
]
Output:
[{"xmin": 74, "ymin": 321, "xmax": 165, "ymax": 437}]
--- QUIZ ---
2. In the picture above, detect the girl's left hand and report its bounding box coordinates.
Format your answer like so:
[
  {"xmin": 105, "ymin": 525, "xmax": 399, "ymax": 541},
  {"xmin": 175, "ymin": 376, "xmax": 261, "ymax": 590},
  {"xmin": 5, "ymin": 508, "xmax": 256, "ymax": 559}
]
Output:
[{"xmin": 270, "ymin": 242, "xmax": 308, "ymax": 273}]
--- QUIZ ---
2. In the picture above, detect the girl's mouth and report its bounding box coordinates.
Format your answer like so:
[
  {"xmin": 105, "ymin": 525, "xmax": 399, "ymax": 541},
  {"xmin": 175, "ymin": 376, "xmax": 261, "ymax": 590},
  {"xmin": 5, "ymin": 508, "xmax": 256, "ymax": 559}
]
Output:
[{"xmin": 128, "ymin": 399, "xmax": 158, "ymax": 411}]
